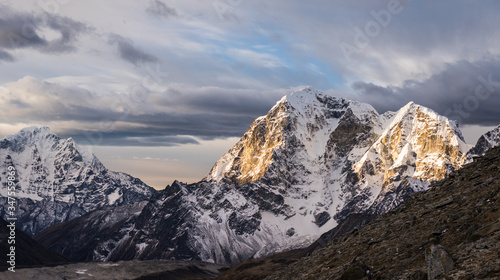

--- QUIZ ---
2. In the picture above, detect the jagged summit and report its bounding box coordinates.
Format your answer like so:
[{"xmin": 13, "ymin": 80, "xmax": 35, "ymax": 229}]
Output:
[
  {"xmin": 355, "ymin": 100, "xmax": 468, "ymax": 182},
  {"xmin": 205, "ymin": 88, "xmax": 381, "ymax": 185},
  {"xmin": 7, "ymin": 125, "xmax": 53, "ymax": 135},
  {"xmin": 282, "ymin": 87, "xmax": 324, "ymax": 108},
  {"xmin": 2, "ymin": 126, "xmax": 95, "ymax": 165},
  {"xmin": 282, "ymin": 87, "xmax": 378, "ymax": 121},
  {"xmin": 3, "ymin": 125, "xmax": 58, "ymax": 146},
  {"xmin": 390, "ymin": 101, "xmax": 465, "ymax": 141}
]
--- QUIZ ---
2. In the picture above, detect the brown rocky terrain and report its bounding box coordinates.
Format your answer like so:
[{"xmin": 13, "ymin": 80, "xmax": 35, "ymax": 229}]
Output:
[{"xmin": 217, "ymin": 146, "xmax": 500, "ymax": 280}]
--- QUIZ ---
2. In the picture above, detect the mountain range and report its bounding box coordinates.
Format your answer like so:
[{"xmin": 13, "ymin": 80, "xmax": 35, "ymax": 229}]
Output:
[
  {"xmin": 29, "ymin": 87, "xmax": 500, "ymax": 267},
  {"xmin": 221, "ymin": 144, "xmax": 500, "ymax": 280}
]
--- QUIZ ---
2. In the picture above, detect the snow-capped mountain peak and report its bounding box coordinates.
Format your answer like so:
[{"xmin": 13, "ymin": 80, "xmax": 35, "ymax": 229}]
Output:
[
  {"xmin": 205, "ymin": 87, "xmax": 380, "ymax": 185},
  {"xmin": 0, "ymin": 126, "xmax": 155, "ymax": 236},
  {"xmin": 283, "ymin": 87, "xmax": 322, "ymax": 109},
  {"xmin": 6, "ymin": 125, "xmax": 53, "ymax": 138},
  {"xmin": 354, "ymin": 101, "xmax": 468, "ymax": 192}
]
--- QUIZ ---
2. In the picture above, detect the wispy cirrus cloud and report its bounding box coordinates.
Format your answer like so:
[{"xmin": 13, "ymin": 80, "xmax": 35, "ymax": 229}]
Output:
[
  {"xmin": 0, "ymin": 5, "xmax": 91, "ymax": 58},
  {"xmin": 227, "ymin": 48, "xmax": 287, "ymax": 68}
]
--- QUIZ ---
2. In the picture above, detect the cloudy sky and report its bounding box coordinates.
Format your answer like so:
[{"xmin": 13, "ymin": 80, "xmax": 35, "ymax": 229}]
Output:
[{"xmin": 0, "ymin": 0, "xmax": 499, "ymax": 188}]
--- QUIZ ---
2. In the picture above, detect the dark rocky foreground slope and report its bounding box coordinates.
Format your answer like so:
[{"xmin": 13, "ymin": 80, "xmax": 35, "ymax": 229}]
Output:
[
  {"xmin": 0, "ymin": 217, "xmax": 71, "ymax": 271},
  {"xmin": 218, "ymin": 146, "xmax": 500, "ymax": 280}
]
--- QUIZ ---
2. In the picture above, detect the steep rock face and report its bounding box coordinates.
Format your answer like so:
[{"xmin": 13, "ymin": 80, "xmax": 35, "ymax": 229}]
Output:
[
  {"xmin": 466, "ymin": 124, "xmax": 500, "ymax": 160},
  {"xmin": 34, "ymin": 201, "xmax": 148, "ymax": 262},
  {"xmin": 38, "ymin": 88, "xmax": 470, "ymax": 266},
  {"xmin": 206, "ymin": 89, "xmax": 383, "ymax": 190},
  {"xmin": 205, "ymin": 100, "xmax": 288, "ymax": 185},
  {"xmin": 0, "ymin": 126, "xmax": 155, "ymax": 236}
]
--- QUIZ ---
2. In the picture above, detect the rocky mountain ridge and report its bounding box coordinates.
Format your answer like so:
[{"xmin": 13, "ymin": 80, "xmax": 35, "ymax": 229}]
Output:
[{"xmin": 466, "ymin": 124, "xmax": 500, "ymax": 160}]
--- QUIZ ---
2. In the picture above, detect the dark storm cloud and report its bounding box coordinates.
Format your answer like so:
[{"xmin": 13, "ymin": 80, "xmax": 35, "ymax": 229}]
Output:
[
  {"xmin": 0, "ymin": 77, "xmax": 285, "ymax": 146},
  {"xmin": 57, "ymin": 109, "xmax": 260, "ymax": 142},
  {"xmin": 42, "ymin": 13, "xmax": 90, "ymax": 53},
  {"xmin": 130, "ymin": 111, "xmax": 261, "ymax": 138},
  {"xmin": 0, "ymin": 6, "xmax": 90, "ymax": 55},
  {"xmin": 0, "ymin": 11, "xmax": 46, "ymax": 49},
  {"xmin": 348, "ymin": 58, "xmax": 500, "ymax": 126},
  {"xmin": 146, "ymin": 0, "xmax": 178, "ymax": 19},
  {"xmin": 57, "ymin": 109, "xmax": 256, "ymax": 147},
  {"xmin": 108, "ymin": 34, "xmax": 159, "ymax": 65}
]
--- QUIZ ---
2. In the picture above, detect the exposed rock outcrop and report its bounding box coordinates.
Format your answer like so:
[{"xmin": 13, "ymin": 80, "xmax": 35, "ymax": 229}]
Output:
[
  {"xmin": 465, "ymin": 124, "xmax": 500, "ymax": 161},
  {"xmin": 426, "ymin": 244, "xmax": 455, "ymax": 279}
]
